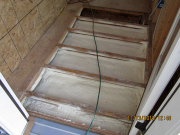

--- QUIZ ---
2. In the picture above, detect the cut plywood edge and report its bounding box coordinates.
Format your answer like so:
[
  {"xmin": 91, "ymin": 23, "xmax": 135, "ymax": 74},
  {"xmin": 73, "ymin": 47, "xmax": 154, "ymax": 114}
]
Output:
[
  {"xmin": 62, "ymin": 32, "xmax": 148, "ymax": 59},
  {"xmin": 73, "ymin": 20, "xmax": 148, "ymax": 40},
  {"xmin": 47, "ymin": 47, "xmax": 145, "ymax": 83},
  {"xmin": 68, "ymin": 17, "xmax": 77, "ymax": 28},
  {"xmin": 21, "ymin": 96, "xmax": 132, "ymax": 135},
  {"xmin": 58, "ymin": 30, "xmax": 69, "ymax": 44}
]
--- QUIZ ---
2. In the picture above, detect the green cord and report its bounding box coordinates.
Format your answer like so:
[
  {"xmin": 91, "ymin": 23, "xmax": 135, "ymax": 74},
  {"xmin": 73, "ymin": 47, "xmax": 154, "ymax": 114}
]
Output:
[{"xmin": 85, "ymin": 0, "xmax": 101, "ymax": 135}]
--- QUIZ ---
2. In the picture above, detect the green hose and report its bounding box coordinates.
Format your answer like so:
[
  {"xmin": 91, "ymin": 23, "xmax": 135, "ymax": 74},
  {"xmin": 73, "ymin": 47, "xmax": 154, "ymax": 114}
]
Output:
[{"xmin": 85, "ymin": 0, "xmax": 102, "ymax": 135}]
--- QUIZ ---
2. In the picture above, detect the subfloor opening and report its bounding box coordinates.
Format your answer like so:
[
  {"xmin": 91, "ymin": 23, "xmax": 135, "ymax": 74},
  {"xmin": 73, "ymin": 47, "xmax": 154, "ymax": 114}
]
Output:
[{"xmin": 80, "ymin": 8, "xmax": 144, "ymax": 24}]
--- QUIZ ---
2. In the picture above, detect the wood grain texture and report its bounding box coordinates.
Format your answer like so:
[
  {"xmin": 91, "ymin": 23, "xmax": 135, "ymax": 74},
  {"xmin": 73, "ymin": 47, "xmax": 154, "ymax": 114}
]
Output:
[
  {"xmin": 153, "ymin": 0, "xmax": 180, "ymax": 64},
  {"xmin": 153, "ymin": 0, "xmax": 178, "ymax": 47},
  {"xmin": 23, "ymin": 116, "xmax": 36, "ymax": 135},
  {"xmin": 9, "ymin": 24, "xmax": 30, "ymax": 59},
  {"xmin": 11, "ymin": 0, "xmax": 36, "ymax": 21},
  {"xmin": 38, "ymin": 0, "xmax": 56, "ymax": 31},
  {"xmin": 0, "ymin": 0, "xmax": 18, "ymax": 31},
  {"xmin": 0, "ymin": 17, "xmax": 8, "ymax": 39},
  {"xmin": 0, "ymin": 56, "xmax": 11, "ymax": 79},
  {"xmin": 152, "ymin": 8, "xmax": 161, "ymax": 24},
  {"xmin": 20, "ymin": 7, "xmax": 44, "ymax": 48},
  {"xmin": 83, "ymin": 0, "xmax": 150, "ymax": 13},
  {"xmin": 7, "ymin": 3, "xmax": 83, "ymax": 99},
  {"xmin": 53, "ymin": 0, "xmax": 66, "ymax": 17},
  {"xmin": 0, "ymin": 34, "xmax": 21, "ymax": 72}
]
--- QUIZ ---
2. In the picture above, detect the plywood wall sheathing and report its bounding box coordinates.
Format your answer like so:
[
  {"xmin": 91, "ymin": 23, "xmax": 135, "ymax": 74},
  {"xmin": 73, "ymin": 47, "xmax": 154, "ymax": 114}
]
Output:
[
  {"xmin": 0, "ymin": 17, "xmax": 7, "ymax": 40},
  {"xmin": 0, "ymin": 0, "xmax": 67, "ymax": 79},
  {"xmin": 11, "ymin": 0, "xmax": 37, "ymax": 21},
  {"xmin": 0, "ymin": 35, "xmax": 21, "ymax": 72},
  {"xmin": 9, "ymin": 24, "xmax": 30, "ymax": 59},
  {"xmin": 0, "ymin": 56, "xmax": 11, "ymax": 79},
  {"xmin": 38, "ymin": 0, "xmax": 56, "ymax": 31},
  {"xmin": 0, "ymin": 0, "xmax": 18, "ymax": 32},
  {"xmin": 20, "ymin": 7, "xmax": 44, "ymax": 48}
]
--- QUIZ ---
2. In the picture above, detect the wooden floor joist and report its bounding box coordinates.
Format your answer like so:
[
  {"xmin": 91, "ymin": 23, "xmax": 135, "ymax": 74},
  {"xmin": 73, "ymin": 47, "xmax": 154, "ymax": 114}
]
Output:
[
  {"xmin": 57, "ymin": 44, "xmax": 147, "ymax": 62},
  {"xmin": 68, "ymin": 27, "xmax": 148, "ymax": 43},
  {"xmin": 22, "ymin": 91, "xmax": 130, "ymax": 120},
  {"xmin": 76, "ymin": 16, "xmax": 148, "ymax": 28},
  {"xmin": 9, "ymin": 4, "xmax": 150, "ymax": 134},
  {"xmin": 43, "ymin": 64, "xmax": 146, "ymax": 88}
]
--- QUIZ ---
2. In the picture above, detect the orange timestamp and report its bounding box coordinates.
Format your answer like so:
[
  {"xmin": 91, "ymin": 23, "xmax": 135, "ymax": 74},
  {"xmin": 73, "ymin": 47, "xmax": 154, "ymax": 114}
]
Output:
[{"xmin": 128, "ymin": 115, "xmax": 171, "ymax": 121}]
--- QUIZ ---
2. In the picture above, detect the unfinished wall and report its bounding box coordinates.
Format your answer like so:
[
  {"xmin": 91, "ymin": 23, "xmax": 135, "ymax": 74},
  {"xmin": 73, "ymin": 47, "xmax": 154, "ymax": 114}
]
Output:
[
  {"xmin": 0, "ymin": 0, "xmax": 67, "ymax": 79},
  {"xmin": 151, "ymin": 0, "xmax": 180, "ymax": 65}
]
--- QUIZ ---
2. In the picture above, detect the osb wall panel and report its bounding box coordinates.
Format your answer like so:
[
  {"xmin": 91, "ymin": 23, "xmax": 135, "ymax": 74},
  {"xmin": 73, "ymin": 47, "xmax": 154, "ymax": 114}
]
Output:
[
  {"xmin": 0, "ymin": 0, "xmax": 18, "ymax": 32},
  {"xmin": 53, "ymin": 0, "xmax": 66, "ymax": 17},
  {"xmin": 0, "ymin": 35, "xmax": 21, "ymax": 72},
  {"xmin": 0, "ymin": 17, "xmax": 7, "ymax": 40},
  {"xmin": 10, "ymin": 24, "xmax": 30, "ymax": 59},
  {"xmin": 38, "ymin": 0, "xmax": 56, "ymax": 31},
  {"xmin": 0, "ymin": 0, "xmax": 67, "ymax": 79},
  {"xmin": 0, "ymin": 56, "xmax": 11, "ymax": 79},
  {"xmin": 20, "ymin": 7, "xmax": 44, "ymax": 48},
  {"xmin": 11, "ymin": 0, "xmax": 37, "ymax": 21}
]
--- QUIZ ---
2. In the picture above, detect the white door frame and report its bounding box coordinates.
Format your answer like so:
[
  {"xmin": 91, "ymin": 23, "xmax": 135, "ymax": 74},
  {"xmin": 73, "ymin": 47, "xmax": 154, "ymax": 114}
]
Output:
[
  {"xmin": 145, "ymin": 78, "xmax": 180, "ymax": 135},
  {"xmin": 0, "ymin": 73, "xmax": 29, "ymax": 135},
  {"xmin": 129, "ymin": 8, "xmax": 180, "ymax": 135}
]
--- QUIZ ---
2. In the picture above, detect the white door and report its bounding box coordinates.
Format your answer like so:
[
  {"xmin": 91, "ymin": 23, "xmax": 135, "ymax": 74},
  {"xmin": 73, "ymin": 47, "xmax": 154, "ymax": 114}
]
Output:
[
  {"xmin": 129, "ymin": 8, "xmax": 180, "ymax": 135},
  {"xmin": 0, "ymin": 73, "xmax": 29, "ymax": 135}
]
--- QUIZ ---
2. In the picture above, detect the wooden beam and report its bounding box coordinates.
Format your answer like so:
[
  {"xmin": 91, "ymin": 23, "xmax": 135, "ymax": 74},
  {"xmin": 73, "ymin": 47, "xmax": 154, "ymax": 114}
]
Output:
[
  {"xmin": 152, "ymin": 0, "xmax": 180, "ymax": 64},
  {"xmin": 57, "ymin": 44, "xmax": 147, "ymax": 62},
  {"xmin": 23, "ymin": 91, "xmax": 130, "ymax": 121},
  {"xmin": 76, "ymin": 16, "xmax": 148, "ymax": 28},
  {"xmin": 43, "ymin": 64, "xmax": 146, "ymax": 88},
  {"xmin": 68, "ymin": 27, "xmax": 148, "ymax": 43},
  {"xmin": 152, "ymin": 8, "xmax": 161, "ymax": 24}
]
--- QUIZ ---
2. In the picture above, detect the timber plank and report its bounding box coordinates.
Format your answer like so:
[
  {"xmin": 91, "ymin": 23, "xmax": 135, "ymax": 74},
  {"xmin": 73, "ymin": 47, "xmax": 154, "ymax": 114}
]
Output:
[
  {"xmin": 68, "ymin": 27, "xmax": 148, "ymax": 43},
  {"xmin": 56, "ymin": 44, "xmax": 147, "ymax": 62},
  {"xmin": 44, "ymin": 64, "xmax": 146, "ymax": 88},
  {"xmin": 76, "ymin": 16, "xmax": 148, "ymax": 28},
  {"xmin": 23, "ymin": 91, "xmax": 130, "ymax": 120},
  {"xmin": 153, "ymin": 0, "xmax": 180, "ymax": 64}
]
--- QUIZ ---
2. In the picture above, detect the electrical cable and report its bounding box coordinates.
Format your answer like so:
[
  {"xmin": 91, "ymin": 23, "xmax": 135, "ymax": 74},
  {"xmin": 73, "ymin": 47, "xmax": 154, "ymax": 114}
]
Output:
[
  {"xmin": 149, "ymin": 0, "xmax": 162, "ymax": 20},
  {"xmin": 85, "ymin": 0, "xmax": 101, "ymax": 135}
]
